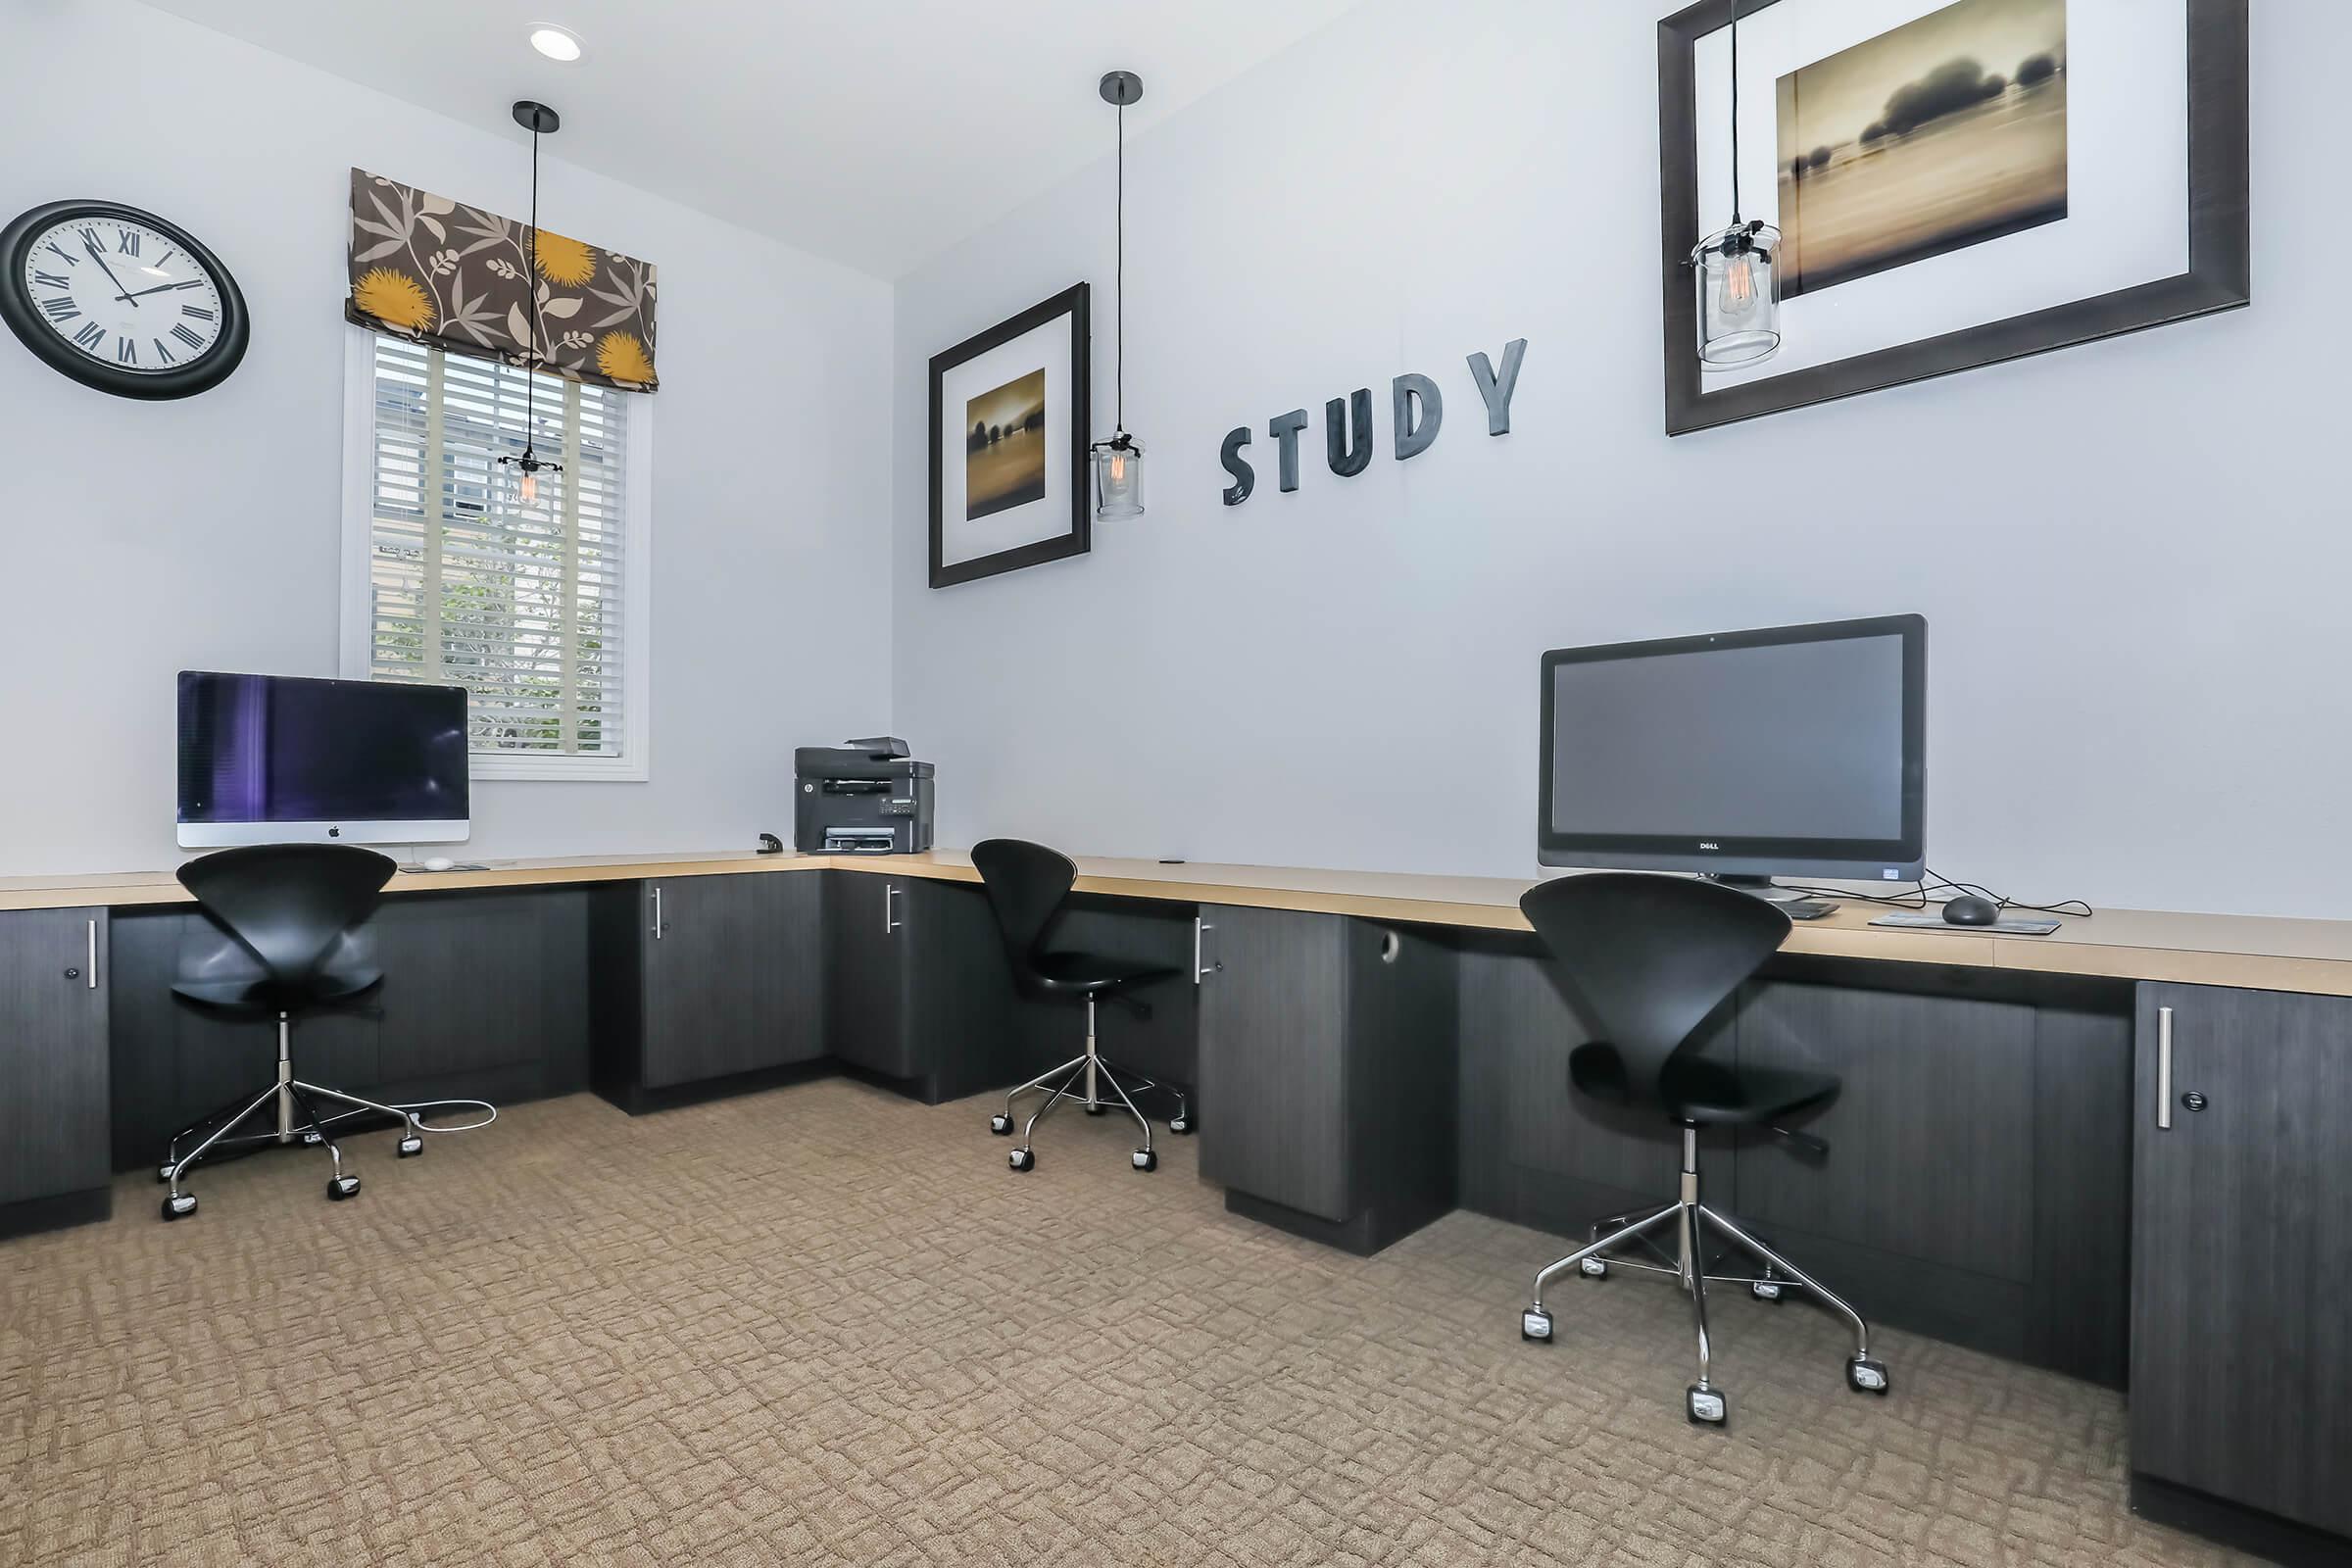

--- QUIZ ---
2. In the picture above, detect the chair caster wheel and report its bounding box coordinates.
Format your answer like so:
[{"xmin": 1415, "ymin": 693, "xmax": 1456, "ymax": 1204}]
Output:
[
  {"xmin": 1847, "ymin": 1356, "xmax": 1889, "ymax": 1395},
  {"xmin": 397, "ymin": 1135, "xmax": 424, "ymax": 1157},
  {"xmin": 1168, "ymin": 1113, "xmax": 1193, "ymax": 1135},
  {"xmin": 1008, "ymin": 1148, "xmax": 1034, "ymax": 1172},
  {"xmin": 1579, "ymin": 1257, "xmax": 1608, "ymax": 1280},
  {"xmin": 1687, "ymin": 1385, "xmax": 1728, "ymax": 1426},
  {"xmin": 1519, "ymin": 1307, "xmax": 1553, "ymax": 1343},
  {"xmin": 1132, "ymin": 1149, "xmax": 1157, "ymax": 1172},
  {"xmin": 1751, "ymin": 1280, "xmax": 1783, "ymax": 1301},
  {"xmin": 327, "ymin": 1175, "xmax": 361, "ymax": 1200},
  {"xmin": 989, "ymin": 1113, "xmax": 1013, "ymax": 1136},
  {"xmin": 162, "ymin": 1193, "xmax": 197, "ymax": 1221}
]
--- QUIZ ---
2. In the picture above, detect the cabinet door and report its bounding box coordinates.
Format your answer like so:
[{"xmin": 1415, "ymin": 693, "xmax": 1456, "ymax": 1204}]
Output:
[
  {"xmin": 0, "ymin": 908, "xmax": 111, "ymax": 1205},
  {"xmin": 1197, "ymin": 905, "xmax": 1351, "ymax": 1222},
  {"xmin": 828, "ymin": 874, "xmax": 908, "ymax": 1076},
  {"xmin": 2132, "ymin": 983, "xmax": 2352, "ymax": 1538},
  {"xmin": 641, "ymin": 876, "xmax": 811, "ymax": 1088}
]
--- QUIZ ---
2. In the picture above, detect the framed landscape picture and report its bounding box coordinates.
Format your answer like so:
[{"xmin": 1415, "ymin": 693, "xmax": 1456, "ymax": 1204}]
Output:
[
  {"xmin": 1657, "ymin": 0, "xmax": 2248, "ymax": 435},
  {"xmin": 929, "ymin": 283, "xmax": 1091, "ymax": 588}
]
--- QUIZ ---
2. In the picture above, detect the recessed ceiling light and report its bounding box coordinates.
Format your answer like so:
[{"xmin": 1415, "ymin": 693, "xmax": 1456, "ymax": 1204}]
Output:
[{"xmin": 529, "ymin": 25, "xmax": 584, "ymax": 63}]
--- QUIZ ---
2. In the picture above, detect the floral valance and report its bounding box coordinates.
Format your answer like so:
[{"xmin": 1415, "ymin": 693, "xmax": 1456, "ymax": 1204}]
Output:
[{"xmin": 345, "ymin": 168, "xmax": 659, "ymax": 393}]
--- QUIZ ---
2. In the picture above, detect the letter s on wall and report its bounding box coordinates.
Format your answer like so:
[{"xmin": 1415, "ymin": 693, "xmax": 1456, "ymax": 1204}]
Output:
[{"xmin": 1221, "ymin": 426, "xmax": 1255, "ymax": 506}]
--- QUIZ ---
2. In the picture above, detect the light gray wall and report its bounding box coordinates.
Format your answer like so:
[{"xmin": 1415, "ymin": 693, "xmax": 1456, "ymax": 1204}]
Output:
[
  {"xmin": 0, "ymin": 0, "xmax": 892, "ymax": 876},
  {"xmin": 893, "ymin": 0, "xmax": 2343, "ymax": 920}
]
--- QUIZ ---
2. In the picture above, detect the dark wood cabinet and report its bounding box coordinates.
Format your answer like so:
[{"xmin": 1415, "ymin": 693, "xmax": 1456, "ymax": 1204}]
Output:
[
  {"xmin": 2131, "ymin": 982, "xmax": 2352, "ymax": 1541},
  {"xmin": 0, "ymin": 907, "xmax": 111, "ymax": 1235},
  {"xmin": 823, "ymin": 872, "xmax": 1023, "ymax": 1102},
  {"xmin": 640, "ymin": 873, "xmax": 824, "ymax": 1088},
  {"xmin": 827, "ymin": 872, "xmax": 909, "ymax": 1077},
  {"xmin": 1197, "ymin": 905, "xmax": 1454, "ymax": 1253},
  {"xmin": 591, "ymin": 873, "xmax": 824, "ymax": 1102}
]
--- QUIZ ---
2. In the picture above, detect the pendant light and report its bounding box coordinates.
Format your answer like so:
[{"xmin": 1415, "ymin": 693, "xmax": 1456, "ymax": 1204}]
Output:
[
  {"xmin": 498, "ymin": 100, "xmax": 564, "ymax": 506},
  {"xmin": 1690, "ymin": 1, "xmax": 1781, "ymax": 368},
  {"xmin": 1090, "ymin": 71, "xmax": 1145, "ymax": 519}
]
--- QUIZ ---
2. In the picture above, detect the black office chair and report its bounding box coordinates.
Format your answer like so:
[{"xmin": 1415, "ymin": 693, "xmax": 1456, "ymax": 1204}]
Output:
[
  {"xmin": 1513, "ymin": 872, "xmax": 1886, "ymax": 1426},
  {"xmin": 971, "ymin": 838, "xmax": 1189, "ymax": 1173},
  {"xmin": 158, "ymin": 843, "xmax": 493, "ymax": 1220}
]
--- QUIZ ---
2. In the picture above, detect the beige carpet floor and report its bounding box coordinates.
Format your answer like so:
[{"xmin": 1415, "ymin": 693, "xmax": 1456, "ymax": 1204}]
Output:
[{"xmin": 0, "ymin": 1078, "xmax": 2257, "ymax": 1567}]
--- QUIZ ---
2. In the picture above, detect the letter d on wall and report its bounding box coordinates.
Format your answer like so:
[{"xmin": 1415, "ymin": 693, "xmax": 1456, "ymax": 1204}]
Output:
[{"xmin": 1393, "ymin": 373, "xmax": 1442, "ymax": 461}]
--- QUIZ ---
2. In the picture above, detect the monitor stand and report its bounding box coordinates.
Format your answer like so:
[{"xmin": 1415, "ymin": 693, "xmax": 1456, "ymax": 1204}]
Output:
[
  {"xmin": 1701, "ymin": 873, "xmax": 1803, "ymax": 904},
  {"xmin": 1701, "ymin": 874, "xmax": 1838, "ymax": 919}
]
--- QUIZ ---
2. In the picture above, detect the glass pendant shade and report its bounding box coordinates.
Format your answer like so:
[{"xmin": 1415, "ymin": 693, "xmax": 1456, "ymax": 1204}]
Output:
[
  {"xmin": 1093, "ymin": 437, "xmax": 1145, "ymax": 519},
  {"xmin": 1691, "ymin": 220, "xmax": 1782, "ymax": 368}
]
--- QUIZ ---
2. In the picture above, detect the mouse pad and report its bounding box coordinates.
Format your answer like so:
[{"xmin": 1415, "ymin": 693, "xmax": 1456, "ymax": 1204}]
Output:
[{"xmin": 1869, "ymin": 911, "xmax": 2062, "ymax": 936}]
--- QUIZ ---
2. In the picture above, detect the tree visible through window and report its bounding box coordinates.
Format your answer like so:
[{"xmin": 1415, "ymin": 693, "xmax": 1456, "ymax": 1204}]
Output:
[{"xmin": 360, "ymin": 338, "xmax": 636, "ymax": 768}]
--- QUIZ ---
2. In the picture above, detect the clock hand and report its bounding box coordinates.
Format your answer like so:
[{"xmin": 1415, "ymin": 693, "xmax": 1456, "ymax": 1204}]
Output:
[
  {"xmin": 112, "ymin": 278, "xmax": 206, "ymax": 304},
  {"xmin": 81, "ymin": 233, "xmax": 139, "ymax": 308}
]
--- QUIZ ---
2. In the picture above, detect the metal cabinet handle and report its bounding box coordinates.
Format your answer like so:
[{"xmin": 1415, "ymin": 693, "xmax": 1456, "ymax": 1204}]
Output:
[
  {"xmin": 2156, "ymin": 1004, "xmax": 2173, "ymax": 1131},
  {"xmin": 884, "ymin": 883, "xmax": 902, "ymax": 934},
  {"xmin": 1196, "ymin": 918, "xmax": 1217, "ymax": 982},
  {"xmin": 87, "ymin": 918, "xmax": 98, "ymax": 991},
  {"xmin": 652, "ymin": 886, "xmax": 664, "ymax": 941}
]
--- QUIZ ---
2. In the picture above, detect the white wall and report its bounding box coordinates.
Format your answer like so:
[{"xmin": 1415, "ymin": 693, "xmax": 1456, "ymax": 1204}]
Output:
[
  {"xmin": 893, "ymin": 0, "xmax": 2346, "ymax": 920},
  {"xmin": 0, "ymin": 0, "xmax": 892, "ymax": 876}
]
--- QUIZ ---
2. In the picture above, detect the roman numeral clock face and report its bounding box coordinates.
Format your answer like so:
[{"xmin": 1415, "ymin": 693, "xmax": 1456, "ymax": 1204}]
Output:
[{"xmin": 2, "ymin": 203, "xmax": 247, "ymax": 399}]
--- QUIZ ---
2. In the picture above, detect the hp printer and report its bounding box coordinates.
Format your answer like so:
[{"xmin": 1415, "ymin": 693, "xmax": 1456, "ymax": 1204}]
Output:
[{"xmin": 794, "ymin": 737, "xmax": 935, "ymax": 854}]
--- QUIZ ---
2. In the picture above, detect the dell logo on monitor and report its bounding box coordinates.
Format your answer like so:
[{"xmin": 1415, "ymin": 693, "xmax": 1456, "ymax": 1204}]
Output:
[{"xmin": 1698, "ymin": 841, "xmax": 1720, "ymax": 851}]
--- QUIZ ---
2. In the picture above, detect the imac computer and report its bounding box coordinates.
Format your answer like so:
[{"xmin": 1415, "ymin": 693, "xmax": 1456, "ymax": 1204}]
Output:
[
  {"xmin": 1537, "ymin": 614, "xmax": 1925, "ymax": 888},
  {"xmin": 176, "ymin": 671, "xmax": 470, "ymax": 849}
]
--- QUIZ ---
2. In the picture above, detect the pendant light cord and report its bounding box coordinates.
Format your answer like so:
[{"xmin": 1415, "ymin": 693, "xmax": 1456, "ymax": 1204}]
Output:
[
  {"xmin": 1729, "ymin": 0, "xmax": 1742, "ymax": 225},
  {"xmin": 1114, "ymin": 97, "xmax": 1125, "ymax": 436},
  {"xmin": 524, "ymin": 119, "xmax": 540, "ymax": 452}
]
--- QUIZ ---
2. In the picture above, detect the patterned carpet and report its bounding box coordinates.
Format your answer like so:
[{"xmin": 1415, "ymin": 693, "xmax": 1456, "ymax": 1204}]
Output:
[{"xmin": 0, "ymin": 1078, "xmax": 2255, "ymax": 1567}]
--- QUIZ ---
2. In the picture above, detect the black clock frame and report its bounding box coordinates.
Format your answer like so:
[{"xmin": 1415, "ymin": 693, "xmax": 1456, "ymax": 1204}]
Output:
[{"xmin": 0, "ymin": 199, "xmax": 251, "ymax": 401}]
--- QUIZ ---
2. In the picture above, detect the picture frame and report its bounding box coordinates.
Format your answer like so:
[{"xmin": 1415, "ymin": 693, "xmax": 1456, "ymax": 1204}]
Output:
[
  {"xmin": 1656, "ymin": 0, "xmax": 2248, "ymax": 436},
  {"xmin": 929, "ymin": 282, "xmax": 1091, "ymax": 588}
]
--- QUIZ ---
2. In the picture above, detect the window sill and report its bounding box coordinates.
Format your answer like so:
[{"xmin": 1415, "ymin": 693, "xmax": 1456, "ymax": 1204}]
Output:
[{"xmin": 471, "ymin": 755, "xmax": 649, "ymax": 783}]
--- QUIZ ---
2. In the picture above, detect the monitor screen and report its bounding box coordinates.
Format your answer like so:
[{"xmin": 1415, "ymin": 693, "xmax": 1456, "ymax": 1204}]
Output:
[
  {"xmin": 1537, "ymin": 615, "xmax": 1925, "ymax": 880},
  {"xmin": 177, "ymin": 671, "xmax": 469, "ymax": 847}
]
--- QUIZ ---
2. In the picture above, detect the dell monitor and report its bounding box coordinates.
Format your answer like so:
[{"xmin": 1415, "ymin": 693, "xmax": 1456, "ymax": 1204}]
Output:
[
  {"xmin": 176, "ymin": 671, "xmax": 470, "ymax": 849},
  {"xmin": 1537, "ymin": 614, "xmax": 1925, "ymax": 884}
]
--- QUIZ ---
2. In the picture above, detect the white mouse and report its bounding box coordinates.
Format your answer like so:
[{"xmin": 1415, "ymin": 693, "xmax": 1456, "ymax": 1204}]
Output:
[{"xmin": 418, "ymin": 856, "xmax": 457, "ymax": 872}]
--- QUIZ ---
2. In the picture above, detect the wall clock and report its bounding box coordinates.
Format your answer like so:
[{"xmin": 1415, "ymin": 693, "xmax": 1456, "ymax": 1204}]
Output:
[{"xmin": 0, "ymin": 200, "xmax": 250, "ymax": 400}]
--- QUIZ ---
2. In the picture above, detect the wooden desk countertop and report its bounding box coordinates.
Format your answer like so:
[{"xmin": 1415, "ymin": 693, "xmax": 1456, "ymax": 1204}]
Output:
[{"xmin": 5, "ymin": 849, "xmax": 2350, "ymax": 998}]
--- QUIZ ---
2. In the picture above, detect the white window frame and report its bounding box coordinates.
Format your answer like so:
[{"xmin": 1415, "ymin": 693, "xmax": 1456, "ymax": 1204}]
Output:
[{"xmin": 339, "ymin": 325, "xmax": 655, "ymax": 782}]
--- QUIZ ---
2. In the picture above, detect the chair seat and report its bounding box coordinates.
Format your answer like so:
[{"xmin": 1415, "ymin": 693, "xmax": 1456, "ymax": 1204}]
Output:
[
  {"xmin": 172, "ymin": 970, "xmax": 382, "ymax": 1011},
  {"xmin": 1028, "ymin": 951, "xmax": 1179, "ymax": 995},
  {"xmin": 1659, "ymin": 1056, "xmax": 1839, "ymax": 1126}
]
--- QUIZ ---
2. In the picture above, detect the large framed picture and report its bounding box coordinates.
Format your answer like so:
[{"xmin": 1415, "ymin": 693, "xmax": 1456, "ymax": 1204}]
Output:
[
  {"xmin": 929, "ymin": 283, "xmax": 1091, "ymax": 588},
  {"xmin": 1658, "ymin": 0, "xmax": 2248, "ymax": 435}
]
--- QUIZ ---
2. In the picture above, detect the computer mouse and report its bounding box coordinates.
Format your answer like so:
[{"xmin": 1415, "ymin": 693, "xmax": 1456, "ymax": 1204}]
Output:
[
  {"xmin": 419, "ymin": 856, "xmax": 457, "ymax": 873},
  {"xmin": 1942, "ymin": 895, "xmax": 1999, "ymax": 926}
]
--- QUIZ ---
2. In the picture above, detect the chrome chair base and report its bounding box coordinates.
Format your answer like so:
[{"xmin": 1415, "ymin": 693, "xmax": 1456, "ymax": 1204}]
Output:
[
  {"xmin": 988, "ymin": 995, "xmax": 1189, "ymax": 1172},
  {"xmin": 1517, "ymin": 1127, "xmax": 1887, "ymax": 1425},
  {"xmin": 158, "ymin": 1012, "xmax": 494, "ymax": 1220}
]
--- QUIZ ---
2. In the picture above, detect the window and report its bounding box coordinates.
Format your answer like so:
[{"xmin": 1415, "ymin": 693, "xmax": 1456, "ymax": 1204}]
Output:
[{"xmin": 341, "ymin": 329, "xmax": 651, "ymax": 780}]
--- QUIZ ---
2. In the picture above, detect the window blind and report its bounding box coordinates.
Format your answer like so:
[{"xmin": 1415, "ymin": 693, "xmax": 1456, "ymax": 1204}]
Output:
[{"xmin": 363, "ymin": 337, "xmax": 631, "ymax": 760}]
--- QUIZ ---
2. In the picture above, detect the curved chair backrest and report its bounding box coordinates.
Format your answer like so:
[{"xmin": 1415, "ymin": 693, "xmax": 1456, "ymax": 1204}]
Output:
[
  {"xmin": 176, "ymin": 844, "xmax": 397, "ymax": 997},
  {"xmin": 1517, "ymin": 872, "xmax": 1790, "ymax": 1109},
  {"xmin": 970, "ymin": 838, "xmax": 1076, "ymax": 983}
]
